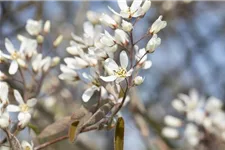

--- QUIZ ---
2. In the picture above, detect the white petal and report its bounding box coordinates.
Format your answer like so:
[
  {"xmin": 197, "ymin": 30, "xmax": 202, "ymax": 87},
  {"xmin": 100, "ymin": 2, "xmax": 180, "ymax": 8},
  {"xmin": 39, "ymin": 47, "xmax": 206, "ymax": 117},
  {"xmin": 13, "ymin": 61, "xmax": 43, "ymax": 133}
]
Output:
[
  {"xmin": 130, "ymin": 0, "xmax": 143, "ymax": 13},
  {"xmin": 5, "ymin": 38, "xmax": 15, "ymax": 54},
  {"xmin": 126, "ymin": 68, "xmax": 133, "ymax": 76},
  {"xmin": 64, "ymin": 57, "xmax": 77, "ymax": 69},
  {"xmin": 143, "ymin": 60, "xmax": 152, "ymax": 69},
  {"xmin": 82, "ymin": 86, "xmax": 99, "ymax": 102},
  {"xmin": 14, "ymin": 89, "xmax": 24, "ymax": 104},
  {"xmin": 9, "ymin": 60, "xmax": 18, "ymax": 75},
  {"xmin": 21, "ymin": 141, "xmax": 32, "ymax": 150},
  {"xmin": 7, "ymin": 105, "xmax": 20, "ymax": 112},
  {"xmin": 120, "ymin": 51, "xmax": 128, "ymax": 68},
  {"xmin": 108, "ymin": 6, "xmax": 121, "ymax": 16},
  {"xmin": 100, "ymin": 75, "xmax": 117, "ymax": 82},
  {"xmin": 117, "ymin": 0, "xmax": 128, "ymax": 10},
  {"xmin": 105, "ymin": 58, "xmax": 119, "ymax": 71},
  {"xmin": 0, "ymin": 82, "xmax": 9, "ymax": 103},
  {"xmin": 141, "ymin": 0, "xmax": 151, "ymax": 14},
  {"xmin": 27, "ymin": 98, "xmax": 37, "ymax": 107},
  {"xmin": 116, "ymin": 77, "xmax": 124, "ymax": 83}
]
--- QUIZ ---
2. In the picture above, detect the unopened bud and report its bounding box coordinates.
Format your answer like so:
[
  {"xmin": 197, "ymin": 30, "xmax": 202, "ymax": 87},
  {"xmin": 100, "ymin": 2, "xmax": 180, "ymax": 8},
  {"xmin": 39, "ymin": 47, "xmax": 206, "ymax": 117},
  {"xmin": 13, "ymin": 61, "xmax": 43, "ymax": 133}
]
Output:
[
  {"xmin": 51, "ymin": 57, "xmax": 60, "ymax": 67},
  {"xmin": 133, "ymin": 76, "xmax": 144, "ymax": 86},
  {"xmin": 121, "ymin": 20, "xmax": 133, "ymax": 32},
  {"xmin": 146, "ymin": 34, "xmax": 161, "ymax": 53},
  {"xmin": 36, "ymin": 35, "xmax": 44, "ymax": 44},
  {"xmin": 149, "ymin": 15, "xmax": 167, "ymax": 34},
  {"xmin": 44, "ymin": 20, "xmax": 51, "ymax": 33},
  {"xmin": 53, "ymin": 35, "xmax": 63, "ymax": 47}
]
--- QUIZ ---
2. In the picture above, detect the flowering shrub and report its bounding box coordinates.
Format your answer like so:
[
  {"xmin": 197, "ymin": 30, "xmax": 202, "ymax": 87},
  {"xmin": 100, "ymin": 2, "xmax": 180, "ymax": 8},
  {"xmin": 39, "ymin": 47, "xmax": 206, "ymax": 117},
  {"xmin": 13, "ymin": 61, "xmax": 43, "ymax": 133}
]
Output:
[{"xmin": 0, "ymin": 0, "xmax": 169, "ymax": 149}]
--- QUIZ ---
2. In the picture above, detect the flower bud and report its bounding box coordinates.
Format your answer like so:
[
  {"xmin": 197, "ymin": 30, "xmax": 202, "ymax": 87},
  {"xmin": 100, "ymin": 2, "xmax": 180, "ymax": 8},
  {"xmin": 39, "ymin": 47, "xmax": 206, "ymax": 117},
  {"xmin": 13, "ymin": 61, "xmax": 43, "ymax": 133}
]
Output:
[
  {"xmin": 141, "ymin": 0, "xmax": 151, "ymax": 15},
  {"xmin": 149, "ymin": 15, "xmax": 167, "ymax": 34},
  {"xmin": 114, "ymin": 29, "xmax": 129, "ymax": 46},
  {"xmin": 0, "ymin": 112, "xmax": 10, "ymax": 129},
  {"xmin": 53, "ymin": 35, "xmax": 63, "ymax": 47},
  {"xmin": 100, "ymin": 13, "xmax": 118, "ymax": 29},
  {"xmin": 25, "ymin": 19, "xmax": 42, "ymax": 36},
  {"xmin": 87, "ymin": 11, "xmax": 100, "ymax": 24},
  {"xmin": 121, "ymin": 20, "xmax": 133, "ymax": 32},
  {"xmin": 51, "ymin": 57, "xmax": 60, "ymax": 67},
  {"xmin": 162, "ymin": 127, "xmax": 179, "ymax": 139},
  {"xmin": 146, "ymin": 34, "xmax": 161, "ymax": 53},
  {"xmin": 44, "ymin": 20, "xmax": 51, "ymax": 33},
  {"xmin": 36, "ymin": 35, "xmax": 44, "ymax": 44},
  {"xmin": 164, "ymin": 115, "xmax": 182, "ymax": 127},
  {"xmin": 133, "ymin": 76, "xmax": 144, "ymax": 86}
]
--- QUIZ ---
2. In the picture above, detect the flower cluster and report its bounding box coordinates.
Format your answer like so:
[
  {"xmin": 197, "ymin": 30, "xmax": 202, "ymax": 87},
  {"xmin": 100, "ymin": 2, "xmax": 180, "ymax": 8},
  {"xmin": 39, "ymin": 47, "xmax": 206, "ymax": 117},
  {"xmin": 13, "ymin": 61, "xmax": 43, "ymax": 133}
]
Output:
[{"xmin": 162, "ymin": 89, "xmax": 225, "ymax": 147}]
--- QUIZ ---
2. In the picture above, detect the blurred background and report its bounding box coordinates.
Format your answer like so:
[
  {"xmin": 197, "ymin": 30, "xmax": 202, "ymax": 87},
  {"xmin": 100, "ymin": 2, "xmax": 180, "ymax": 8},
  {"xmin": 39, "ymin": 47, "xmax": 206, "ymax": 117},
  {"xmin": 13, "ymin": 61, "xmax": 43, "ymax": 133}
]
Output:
[{"xmin": 1, "ymin": 1, "xmax": 225, "ymax": 150}]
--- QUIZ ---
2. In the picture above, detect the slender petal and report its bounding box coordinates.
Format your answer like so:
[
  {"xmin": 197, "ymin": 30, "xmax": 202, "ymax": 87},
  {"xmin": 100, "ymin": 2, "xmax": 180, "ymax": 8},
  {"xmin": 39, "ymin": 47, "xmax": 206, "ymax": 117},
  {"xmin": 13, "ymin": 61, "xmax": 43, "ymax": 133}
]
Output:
[
  {"xmin": 82, "ymin": 86, "xmax": 99, "ymax": 102},
  {"xmin": 117, "ymin": 0, "xmax": 128, "ymax": 10},
  {"xmin": 126, "ymin": 68, "xmax": 133, "ymax": 76},
  {"xmin": 100, "ymin": 75, "xmax": 117, "ymax": 82},
  {"xmin": 27, "ymin": 98, "xmax": 37, "ymax": 107},
  {"xmin": 14, "ymin": 90, "xmax": 24, "ymax": 104},
  {"xmin": 105, "ymin": 58, "xmax": 119, "ymax": 71},
  {"xmin": 120, "ymin": 51, "xmax": 128, "ymax": 68},
  {"xmin": 7, "ymin": 105, "xmax": 20, "ymax": 112},
  {"xmin": 5, "ymin": 38, "xmax": 15, "ymax": 54},
  {"xmin": 130, "ymin": 0, "xmax": 143, "ymax": 13},
  {"xmin": 9, "ymin": 60, "xmax": 18, "ymax": 75}
]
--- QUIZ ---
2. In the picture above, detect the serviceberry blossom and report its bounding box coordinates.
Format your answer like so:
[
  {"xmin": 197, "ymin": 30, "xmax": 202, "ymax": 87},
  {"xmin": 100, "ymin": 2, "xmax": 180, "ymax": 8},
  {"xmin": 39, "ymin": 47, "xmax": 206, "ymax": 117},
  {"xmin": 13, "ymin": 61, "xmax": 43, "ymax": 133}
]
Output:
[
  {"xmin": 108, "ymin": 0, "xmax": 151, "ymax": 19},
  {"xmin": 1, "ymin": 38, "xmax": 26, "ymax": 75},
  {"xmin": 7, "ymin": 90, "xmax": 37, "ymax": 128},
  {"xmin": 149, "ymin": 15, "xmax": 167, "ymax": 34},
  {"xmin": 146, "ymin": 34, "xmax": 161, "ymax": 53},
  {"xmin": 163, "ymin": 89, "xmax": 225, "ymax": 147},
  {"xmin": 26, "ymin": 19, "xmax": 42, "ymax": 36},
  {"xmin": 100, "ymin": 51, "xmax": 133, "ymax": 83}
]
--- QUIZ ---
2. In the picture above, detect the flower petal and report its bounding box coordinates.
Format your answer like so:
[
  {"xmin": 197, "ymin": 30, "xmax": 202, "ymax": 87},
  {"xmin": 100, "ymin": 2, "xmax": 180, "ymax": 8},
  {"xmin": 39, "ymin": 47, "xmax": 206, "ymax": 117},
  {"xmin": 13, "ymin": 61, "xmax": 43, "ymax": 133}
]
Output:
[
  {"xmin": 5, "ymin": 38, "xmax": 15, "ymax": 54},
  {"xmin": 27, "ymin": 98, "xmax": 37, "ymax": 107},
  {"xmin": 7, "ymin": 105, "xmax": 20, "ymax": 112},
  {"xmin": 9, "ymin": 60, "xmax": 18, "ymax": 75},
  {"xmin": 115, "ymin": 77, "xmax": 124, "ymax": 83},
  {"xmin": 105, "ymin": 58, "xmax": 119, "ymax": 74},
  {"xmin": 130, "ymin": 0, "xmax": 143, "ymax": 13},
  {"xmin": 14, "ymin": 89, "xmax": 24, "ymax": 104},
  {"xmin": 100, "ymin": 75, "xmax": 117, "ymax": 82},
  {"xmin": 126, "ymin": 68, "xmax": 133, "ymax": 76},
  {"xmin": 120, "ymin": 51, "xmax": 128, "ymax": 68},
  {"xmin": 82, "ymin": 86, "xmax": 99, "ymax": 102},
  {"xmin": 117, "ymin": 0, "xmax": 128, "ymax": 10}
]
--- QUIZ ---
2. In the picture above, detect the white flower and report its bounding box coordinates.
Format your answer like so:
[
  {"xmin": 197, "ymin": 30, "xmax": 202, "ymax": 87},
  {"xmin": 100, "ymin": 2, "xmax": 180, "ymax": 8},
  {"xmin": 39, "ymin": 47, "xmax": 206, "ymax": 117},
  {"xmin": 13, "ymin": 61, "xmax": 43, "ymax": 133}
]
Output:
[
  {"xmin": 21, "ymin": 140, "xmax": 33, "ymax": 150},
  {"xmin": 40, "ymin": 56, "xmax": 52, "ymax": 72},
  {"xmin": 133, "ymin": 76, "xmax": 144, "ymax": 85},
  {"xmin": 146, "ymin": 34, "xmax": 161, "ymax": 53},
  {"xmin": 7, "ymin": 90, "xmax": 37, "ymax": 128},
  {"xmin": 32, "ymin": 54, "xmax": 43, "ymax": 73},
  {"xmin": 114, "ymin": 29, "xmax": 129, "ymax": 46},
  {"xmin": 100, "ymin": 13, "xmax": 118, "ymax": 29},
  {"xmin": 121, "ymin": 20, "xmax": 133, "ymax": 32},
  {"xmin": 58, "ymin": 64, "xmax": 79, "ymax": 81},
  {"xmin": 82, "ymin": 85, "xmax": 99, "ymax": 103},
  {"xmin": 149, "ymin": 15, "xmax": 167, "ymax": 34},
  {"xmin": 162, "ymin": 127, "xmax": 179, "ymax": 139},
  {"xmin": 87, "ymin": 11, "xmax": 100, "ymax": 24},
  {"xmin": 135, "ymin": 47, "xmax": 152, "ymax": 69},
  {"xmin": 108, "ymin": 0, "xmax": 151, "ymax": 19},
  {"xmin": 25, "ymin": 19, "xmax": 42, "ymax": 36},
  {"xmin": 205, "ymin": 97, "xmax": 223, "ymax": 113},
  {"xmin": 164, "ymin": 115, "xmax": 182, "ymax": 127},
  {"xmin": 100, "ymin": 51, "xmax": 133, "ymax": 83},
  {"xmin": 100, "ymin": 30, "xmax": 115, "ymax": 47},
  {"xmin": 17, "ymin": 35, "xmax": 38, "ymax": 58},
  {"xmin": 1, "ymin": 38, "xmax": 26, "ymax": 74}
]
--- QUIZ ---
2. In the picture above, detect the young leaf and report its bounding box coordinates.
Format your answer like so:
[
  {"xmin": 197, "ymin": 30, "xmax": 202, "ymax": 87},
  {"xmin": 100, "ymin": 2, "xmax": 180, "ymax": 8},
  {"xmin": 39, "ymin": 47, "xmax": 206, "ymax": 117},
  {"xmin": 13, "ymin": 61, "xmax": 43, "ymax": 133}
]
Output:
[
  {"xmin": 68, "ymin": 120, "xmax": 80, "ymax": 143},
  {"xmin": 114, "ymin": 117, "xmax": 124, "ymax": 150}
]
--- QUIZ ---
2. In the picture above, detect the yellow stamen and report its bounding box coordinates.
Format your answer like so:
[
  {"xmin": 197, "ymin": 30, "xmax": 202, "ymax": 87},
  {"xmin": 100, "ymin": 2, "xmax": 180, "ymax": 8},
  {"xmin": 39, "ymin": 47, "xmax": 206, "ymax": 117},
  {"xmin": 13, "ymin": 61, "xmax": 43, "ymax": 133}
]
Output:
[
  {"xmin": 115, "ymin": 67, "xmax": 127, "ymax": 78},
  {"xmin": 19, "ymin": 104, "xmax": 29, "ymax": 112}
]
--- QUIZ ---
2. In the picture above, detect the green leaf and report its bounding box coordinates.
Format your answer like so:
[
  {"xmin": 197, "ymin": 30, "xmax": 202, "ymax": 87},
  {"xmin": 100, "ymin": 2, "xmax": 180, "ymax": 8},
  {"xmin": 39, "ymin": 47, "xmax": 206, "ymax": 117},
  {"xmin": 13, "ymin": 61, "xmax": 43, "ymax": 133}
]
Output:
[
  {"xmin": 28, "ymin": 123, "xmax": 40, "ymax": 135},
  {"xmin": 114, "ymin": 117, "xmax": 124, "ymax": 150},
  {"xmin": 68, "ymin": 120, "xmax": 80, "ymax": 143}
]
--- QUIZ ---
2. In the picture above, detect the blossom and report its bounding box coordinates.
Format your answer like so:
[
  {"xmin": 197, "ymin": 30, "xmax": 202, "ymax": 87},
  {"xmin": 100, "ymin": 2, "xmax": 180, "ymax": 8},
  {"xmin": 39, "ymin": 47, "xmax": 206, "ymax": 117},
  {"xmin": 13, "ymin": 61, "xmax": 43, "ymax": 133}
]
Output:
[
  {"xmin": 149, "ymin": 15, "xmax": 167, "ymax": 34},
  {"xmin": 25, "ymin": 19, "xmax": 42, "ymax": 36},
  {"xmin": 21, "ymin": 140, "xmax": 33, "ymax": 150},
  {"xmin": 133, "ymin": 76, "xmax": 144, "ymax": 85},
  {"xmin": 7, "ymin": 90, "xmax": 37, "ymax": 128},
  {"xmin": 108, "ymin": 0, "xmax": 151, "ymax": 19},
  {"xmin": 1, "ymin": 38, "xmax": 26, "ymax": 75},
  {"xmin": 0, "ymin": 111, "xmax": 10, "ymax": 129},
  {"xmin": 114, "ymin": 29, "xmax": 129, "ymax": 46},
  {"xmin": 162, "ymin": 127, "xmax": 179, "ymax": 139},
  {"xmin": 184, "ymin": 123, "xmax": 200, "ymax": 146},
  {"xmin": 58, "ymin": 64, "xmax": 79, "ymax": 81},
  {"xmin": 86, "ymin": 11, "xmax": 100, "ymax": 25},
  {"xmin": 135, "ymin": 47, "xmax": 152, "ymax": 69},
  {"xmin": 121, "ymin": 20, "xmax": 133, "ymax": 32},
  {"xmin": 44, "ymin": 20, "xmax": 51, "ymax": 33},
  {"xmin": 0, "ymin": 81, "xmax": 9, "ymax": 104},
  {"xmin": 99, "ymin": 13, "xmax": 118, "ymax": 29},
  {"xmin": 164, "ymin": 115, "xmax": 182, "ymax": 127},
  {"xmin": 146, "ymin": 34, "xmax": 161, "ymax": 53},
  {"xmin": 100, "ymin": 51, "xmax": 133, "ymax": 83}
]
